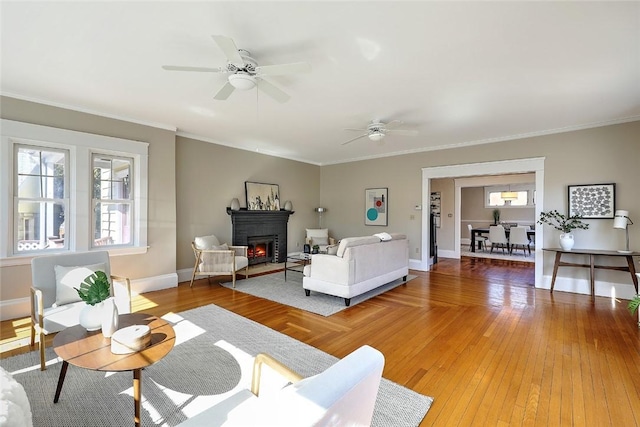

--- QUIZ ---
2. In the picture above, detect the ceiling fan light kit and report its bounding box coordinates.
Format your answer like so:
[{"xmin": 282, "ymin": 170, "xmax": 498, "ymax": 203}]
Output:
[
  {"xmin": 342, "ymin": 120, "xmax": 419, "ymax": 145},
  {"xmin": 368, "ymin": 132, "xmax": 385, "ymax": 142},
  {"xmin": 228, "ymin": 73, "xmax": 256, "ymax": 90}
]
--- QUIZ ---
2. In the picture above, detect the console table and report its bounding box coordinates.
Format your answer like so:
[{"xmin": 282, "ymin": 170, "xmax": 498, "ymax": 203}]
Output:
[{"xmin": 543, "ymin": 248, "xmax": 639, "ymax": 296}]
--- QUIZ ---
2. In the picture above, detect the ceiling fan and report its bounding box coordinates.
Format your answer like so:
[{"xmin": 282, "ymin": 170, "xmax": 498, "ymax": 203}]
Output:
[
  {"xmin": 162, "ymin": 35, "xmax": 311, "ymax": 103},
  {"xmin": 342, "ymin": 120, "xmax": 419, "ymax": 145}
]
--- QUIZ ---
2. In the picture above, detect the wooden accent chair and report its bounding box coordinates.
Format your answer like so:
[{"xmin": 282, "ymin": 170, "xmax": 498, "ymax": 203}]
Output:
[
  {"xmin": 30, "ymin": 251, "xmax": 131, "ymax": 370},
  {"xmin": 190, "ymin": 235, "xmax": 249, "ymax": 288},
  {"xmin": 177, "ymin": 345, "xmax": 385, "ymax": 427}
]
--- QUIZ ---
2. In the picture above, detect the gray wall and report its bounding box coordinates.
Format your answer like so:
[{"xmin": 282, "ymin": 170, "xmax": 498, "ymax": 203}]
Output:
[
  {"xmin": 0, "ymin": 96, "xmax": 177, "ymax": 301},
  {"xmin": 320, "ymin": 121, "xmax": 640, "ymax": 279},
  {"xmin": 175, "ymin": 136, "xmax": 320, "ymax": 270}
]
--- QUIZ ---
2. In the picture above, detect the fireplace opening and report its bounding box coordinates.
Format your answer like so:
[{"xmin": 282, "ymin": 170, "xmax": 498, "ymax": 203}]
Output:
[{"xmin": 247, "ymin": 235, "xmax": 276, "ymax": 265}]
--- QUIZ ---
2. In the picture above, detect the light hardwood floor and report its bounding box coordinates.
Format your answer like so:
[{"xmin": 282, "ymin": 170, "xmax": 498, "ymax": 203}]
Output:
[{"xmin": 2, "ymin": 257, "xmax": 639, "ymax": 426}]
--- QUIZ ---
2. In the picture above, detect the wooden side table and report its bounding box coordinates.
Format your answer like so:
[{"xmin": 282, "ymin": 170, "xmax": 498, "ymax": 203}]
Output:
[
  {"xmin": 543, "ymin": 248, "xmax": 639, "ymax": 296},
  {"xmin": 53, "ymin": 313, "xmax": 175, "ymax": 427}
]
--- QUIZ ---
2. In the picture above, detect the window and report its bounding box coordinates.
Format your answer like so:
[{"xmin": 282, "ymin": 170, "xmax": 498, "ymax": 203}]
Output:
[
  {"xmin": 1, "ymin": 119, "xmax": 148, "ymax": 262},
  {"xmin": 92, "ymin": 155, "xmax": 133, "ymax": 247},
  {"xmin": 485, "ymin": 185, "xmax": 535, "ymax": 208},
  {"xmin": 14, "ymin": 146, "xmax": 68, "ymax": 253}
]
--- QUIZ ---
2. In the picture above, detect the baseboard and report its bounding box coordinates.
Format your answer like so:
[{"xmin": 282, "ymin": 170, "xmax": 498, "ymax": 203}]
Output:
[
  {"xmin": 409, "ymin": 258, "xmax": 424, "ymax": 271},
  {"xmin": 437, "ymin": 249, "xmax": 457, "ymax": 259},
  {"xmin": 0, "ymin": 272, "xmax": 179, "ymax": 321},
  {"xmin": 541, "ymin": 275, "xmax": 637, "ymax": 299},
  {"xmin": 176, "ymin": 268, "xmax": 193, "ymax": 284}
]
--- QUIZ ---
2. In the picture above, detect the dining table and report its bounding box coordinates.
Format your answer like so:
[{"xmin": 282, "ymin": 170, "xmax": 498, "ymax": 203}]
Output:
[{"xmin": 470, "ymin": 227, "xmax": 535, "ymax": 252}]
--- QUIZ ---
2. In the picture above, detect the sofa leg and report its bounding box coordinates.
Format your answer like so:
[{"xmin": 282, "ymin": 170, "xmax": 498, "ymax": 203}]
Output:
[
  {"xmin": 403, "ymin": 275, "xmax": 407, "ymax": 281},
  {"xmin": 344, "ymin": 298, "xmax": 351, "ymax": 307},
  {"xmin": 305, "ymin": 289, "xmax": 310, "ymax": 296}
]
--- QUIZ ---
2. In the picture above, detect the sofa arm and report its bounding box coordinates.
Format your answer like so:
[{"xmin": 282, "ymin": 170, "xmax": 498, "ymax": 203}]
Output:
[{"xmin": 308, "ymin": 254, "xmax": 354, "ymax": 285}]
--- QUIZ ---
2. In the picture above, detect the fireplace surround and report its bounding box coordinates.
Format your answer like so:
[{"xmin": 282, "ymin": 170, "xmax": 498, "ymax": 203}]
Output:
[{"xmin": 227, "ymin": 208, "xmax": 293, "ymax": 265}]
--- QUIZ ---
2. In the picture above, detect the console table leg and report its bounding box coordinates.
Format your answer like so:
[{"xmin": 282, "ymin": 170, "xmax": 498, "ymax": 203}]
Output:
[
  {"xmin": 134, "ymin": 368, "xmax": 141, "ymax": 427},
  {"xmin": 53, "ymin": 361, "xmax": 68, "ymax": 403},
  {"xmin": 627, "ymin": 255, "xmax": 639, "ymax": 293},
  {"xmin": 550, "ymin": 252, "xmax": 562, "ymax": 293},
  {"xmin": 589, "ymin": 255, "xmax": 596, "ymax": 296}
]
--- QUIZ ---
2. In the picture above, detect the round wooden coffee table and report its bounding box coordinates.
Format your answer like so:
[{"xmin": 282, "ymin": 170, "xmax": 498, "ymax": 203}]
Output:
[{"xmin": 53, "ymin": 313, "xmax": 176, "ymax": 427}]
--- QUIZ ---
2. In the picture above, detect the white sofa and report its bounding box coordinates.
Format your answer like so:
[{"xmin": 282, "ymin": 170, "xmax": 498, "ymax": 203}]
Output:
[
  {"xmin": 177, "ymin": 345, "xmax": 385, "ymax": 427},
  {"xmin": 303, "ymin": 234, "xmax": 409, "ymax": 306}
]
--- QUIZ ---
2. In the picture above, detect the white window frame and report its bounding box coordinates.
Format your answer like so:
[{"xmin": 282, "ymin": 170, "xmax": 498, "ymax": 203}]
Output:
[
  {"xmin": 484, "ymin": 184, "xmax": 536, "ymax": 208},
  {"xmin": 91, "ymin": 153, "xmax": 134, "ymax": 248},
  {"xmin": 1, "ymin": 119, "xmax": 148, "ymax": 266},
  {"xmin": 13, "ymin": 144, "xmax": 70, "ymax": 253}
]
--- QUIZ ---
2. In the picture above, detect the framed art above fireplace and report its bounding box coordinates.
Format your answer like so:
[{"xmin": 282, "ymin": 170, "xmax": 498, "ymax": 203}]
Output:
[{"xmin": 245, "ymin": 181, "xmax": 280, "ymax": 211}]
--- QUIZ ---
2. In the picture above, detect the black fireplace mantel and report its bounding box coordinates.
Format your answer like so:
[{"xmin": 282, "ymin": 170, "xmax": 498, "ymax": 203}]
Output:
[{"xmin": 227, "ymin": 208, "xmax": 294, "ymax": 263}]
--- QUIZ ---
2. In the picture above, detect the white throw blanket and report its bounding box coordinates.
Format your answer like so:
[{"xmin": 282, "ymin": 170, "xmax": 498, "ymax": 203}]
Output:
[{"xmin": 0, "ymin": 366, "xmax": 32, "ymax": 427}]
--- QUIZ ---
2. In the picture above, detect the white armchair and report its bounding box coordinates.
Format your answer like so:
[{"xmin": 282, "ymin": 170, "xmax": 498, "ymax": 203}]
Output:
[
  {"xmin": 305, "ymin": 228, "xmax": 336, "ymax": 252},
  {"xmin": 190, "ymin": 235, "xmax": 249, "ymax": 288},
  {"xmin": 30, "ymin": 251, "xmax": 131, "ymax": 370},
  {"xmin": 177, "ymin": 345, "xmax": 385, "ymax": 427}
]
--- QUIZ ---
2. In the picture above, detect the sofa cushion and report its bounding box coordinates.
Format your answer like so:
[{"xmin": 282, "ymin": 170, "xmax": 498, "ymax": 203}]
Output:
[
  {"xmin": 194, "ymin": 235, "xmax": 221, "ymax": 250},
  {"xmin": 336, "ymin": 236, "xmax": 380, "ymax": 257},
  {"xmin": 54, "ymin": 263, "xmax": 107, "ymax": 306},
  {"xmin": 389, "ymin": 233, "xmax": 407, "ymax": 240}
]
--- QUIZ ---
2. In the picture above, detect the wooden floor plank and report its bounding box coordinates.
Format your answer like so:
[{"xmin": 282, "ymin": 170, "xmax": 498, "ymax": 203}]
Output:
[{"xmin": 2, "ymin": 257, "xmax": 639, "ymax": 426}]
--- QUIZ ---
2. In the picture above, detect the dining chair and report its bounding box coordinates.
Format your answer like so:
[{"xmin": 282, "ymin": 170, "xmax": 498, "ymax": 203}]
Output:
[
  {"xmin": 467, "ymin": 224, "xmax": 488, "ymax": 252},
  {"xmin": 489, "ymin": 225, "xmax": 509, "ymax": 254},
  {"xmin": 509, "ymin": 226, "xmax": 531, "ymax": 256}
]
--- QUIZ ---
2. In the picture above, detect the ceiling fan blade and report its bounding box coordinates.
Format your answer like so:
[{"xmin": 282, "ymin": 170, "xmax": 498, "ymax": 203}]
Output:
[
  {"xmin": 255, "ymin": 62, "xmax": 312, "ymax": 76},
  {"xmin": 341, "ymin": 134, "xmax": 368, "ymax": 145},
  {"xmin": 344, "ymin": 127, "xmax": 368, "ymax": 132},
  {"xmin": 213, "ymin": 81, "xmax": 235, "ymax": 100},
  {"xmin": 257, "ymin": 79, "xmax": 290, "ymax": 103},
  {"xmin": 212, "ymin": 35, "xmax": 245, "ymax": 66},
  {"xmin": 162, "ymin": 65, "xmax": 223, "ymax": 73},
  {"xmin": 384, "ymin": 120, "xmax": 403, "ymax": 129},
  {"xmin": 386, "ymin": 129, "xmax": 419, "ymax": 136}
]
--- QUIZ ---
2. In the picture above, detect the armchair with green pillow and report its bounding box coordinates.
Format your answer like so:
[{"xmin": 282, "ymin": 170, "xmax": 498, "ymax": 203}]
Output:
[{"xmin": 305, "ymin": 228, "xmax": 336, "ymax": 253}]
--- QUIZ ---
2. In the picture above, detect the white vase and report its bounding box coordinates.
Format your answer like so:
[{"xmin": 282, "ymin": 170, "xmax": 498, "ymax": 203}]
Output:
[
  {"xmin": 559, "ymin": 233, "xmax": 574, "ymax": 251},
  {"xmin": 230, "ymin": 198, "xmax": 240, "ymax": 211},
  {"xmin": 79, "ymin": 302, "xmax": 104, "ymax": 331},
  {"xmin": 284, "ymin": 200, "xmax": 293, "ymax": 211},
  {"xmin": 101, "ymin": 297, "xmax": 119, "ymax": 338}
]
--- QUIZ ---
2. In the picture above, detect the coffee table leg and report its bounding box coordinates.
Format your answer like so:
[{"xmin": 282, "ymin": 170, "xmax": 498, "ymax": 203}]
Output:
[
  {"xmin": 53, "ymin": 361, "xmax": 69, "ymax": 403},
  {"xmin": 134, "ymin": 368, "xmax": 142, "ymax": 427}
]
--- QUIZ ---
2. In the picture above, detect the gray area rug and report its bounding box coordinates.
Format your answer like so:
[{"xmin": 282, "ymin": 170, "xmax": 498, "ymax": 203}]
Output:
[
  {"xmin": 222, "ymin": 272, "xmax": 418, "ymax": 316},
  {"xmin": 1, "ymin": 304, "xmax": 433, "ymax": 426}
]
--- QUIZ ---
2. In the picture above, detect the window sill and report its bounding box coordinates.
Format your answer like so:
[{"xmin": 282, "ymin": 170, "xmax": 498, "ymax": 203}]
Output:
[{"xmin": 0, "ymin": 246, "xmax": 149, "ymax": 267}]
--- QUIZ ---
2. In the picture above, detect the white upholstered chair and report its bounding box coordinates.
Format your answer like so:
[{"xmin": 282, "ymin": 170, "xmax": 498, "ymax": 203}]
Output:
[
  {"xmin": 467, "ymin": 224, "xmax": 488, "ymax": 252},
  {"xmin": 305, "ymin": 228, "xmax": 336, "ymax": 252},
  {"xmin": 489, "ymin": 225, "xmax": 509, "ymax": 254},
  {"xmin": 191, "ymin": 235, "xmax": 249, "ymax": 288},
  {"xmin": 30, "ymin": 251, "xmax": 131, "ymax": 370},
  {"xmin": 509, "ymin": 226, "xmax": 531, "ymax": 256},
  {"xmin": 177, "ymin": 345, "xmax": 385, "ymax": 427}
]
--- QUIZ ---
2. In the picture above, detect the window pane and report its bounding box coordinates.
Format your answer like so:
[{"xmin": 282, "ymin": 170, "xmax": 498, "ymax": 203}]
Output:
[
  {"xmin": 16, "ymin": 201, "xmax": 66, "ymax": 252},
  {"xmin": 17, "ymin": 148, "xmax": 65, "ymax": 198},
  {"xmin": 94, "ymin": 202, "xmax": 131, "ymax": 245},
  {"xmin": 489, "ymin": 192, "xmax": 506, "ymax": 206},
  {"xmin": 509, "ymin": 191, "xmax": 529, "ymax": 206},
  {"xmin": 93, "ymin": 156, "xmax": 132, "ymax": 200}
]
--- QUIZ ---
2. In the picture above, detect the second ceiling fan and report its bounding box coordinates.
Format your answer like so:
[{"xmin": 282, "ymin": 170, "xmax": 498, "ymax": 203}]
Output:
[
  {"xmin": 162, "ymin": 35, "xmax": 311, "ymax": 103},
  {"xmin": 342, "ymin": 120, "xmax": 419, "ymax": 145}
]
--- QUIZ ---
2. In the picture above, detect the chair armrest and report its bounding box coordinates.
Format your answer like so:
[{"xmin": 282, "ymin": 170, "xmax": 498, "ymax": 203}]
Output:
[
  {"xmin": 228, "ymin": 245, "xmax": 248, "ymax": 257},
  {"xmin": 329, "ymin": 237, "xmax": 337, "ymax": 245},
  {"xmin": 251, "ymin": 353, "xmax": 303, "ymax": 397},
  {"xmin": 30, "ymin": 287, "xmax": 44, "ymax": 326},
  {"xmin": 110, "ymin": 275, "xmax": 132, "ymax": 313}
]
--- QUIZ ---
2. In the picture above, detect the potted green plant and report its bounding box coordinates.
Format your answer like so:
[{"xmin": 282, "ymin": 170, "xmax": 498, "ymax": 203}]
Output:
[
  {"xmin": 312, "ymin": 244, "xmax": 320, "ymax": 254},
  {"xmin": 629, "ymin": 295, "xmax": 640, "ymax": 328},
  {"xmin": 537, "ymin": 210, "xmax": 589, "ymax": 251},
  {"xmin": 74, "ymin": 271, "xmax": 111, "ymax": 331},
  {"xmin": 492, "ymin": 209, "xmax": 500, "ymax": 225}
]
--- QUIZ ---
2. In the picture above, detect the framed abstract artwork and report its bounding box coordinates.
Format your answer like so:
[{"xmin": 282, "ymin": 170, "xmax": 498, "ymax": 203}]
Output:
[
  {"xmin": 245, "ymin": 181, "xmax": 281, "ymax": 211},
  {"xmin": 365, "ymin": 188, "xmax": 388, "ymax": 226},
  {"xmin": 568, "ymin": 183, "xmax": 615, "ymax": 219}
]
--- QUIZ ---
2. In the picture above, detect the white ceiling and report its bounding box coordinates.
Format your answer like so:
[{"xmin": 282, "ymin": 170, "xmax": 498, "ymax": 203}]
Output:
[{"xmin": 2, "ymin": 2, "xmax": 639, "ymax": 165}]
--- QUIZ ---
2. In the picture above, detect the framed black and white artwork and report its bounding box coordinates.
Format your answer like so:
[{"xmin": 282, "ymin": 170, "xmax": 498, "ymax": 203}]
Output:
[{"xmin": 568, "ymin": 183, "xmax": 615, "ymax": 219}]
